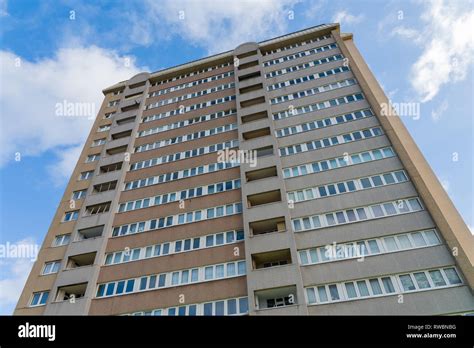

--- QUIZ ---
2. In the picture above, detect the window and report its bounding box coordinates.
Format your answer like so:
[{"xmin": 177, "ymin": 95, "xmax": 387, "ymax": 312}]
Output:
[
  {"xmin": 429, "ymin": 270, "xmax": 446, "ymax": 286},
  {"xmin": 444, "ymin": 268, "xmax": 462, "ymax": 285},
  {"xmin": 399, "ymin": 275, "xmax": 416, "ymax": 291},
  {"xmin": 292, "ymin": 197, "xmax": 424, "ymax": 232},
  {"xmin": 305, "ymin": 266, "xmax": 463, "ymax": 306},
  {"xmin": 79, "ymin": 171, "xmax": 94, "ymax": 180},
  {"xmin": 30, "ymin": 291, "xmax": 49, "ymax": 307},
  {"xmin": 63, "ymin": 210, "xmax": 79, "ymax": 222},
  {"xmin": 384, "ymin": 237, "xmax": 398, "ymax": 251},
  {"xmin": 424, "ymin": 230, "xmax": 439, "ymax": 245},
  {"xmin": 84, "ymin": 202, "xmax": 111, "ymax": 216},
  {"xmin": 98, "ymin": 124, "xmax": 111, "ymax": 132},
  {"xmin": 357, "ymin": 281, "xmax": 370, "ymax": 296},
  {"xmin": 85, "ymin": 154, "xmax": 100, "ymax": 163},
  {"xmin": 72, "ymin": 189, "xmax": 87, "ymax": 200},
  {"xmin": 382, "ymin": 277, "xmax": 395, "ymax": 293},
  {"xmin": 328, "ymin": 285, "xmax": 340, "ymax": 301},
  {"xmin": 369, "ymin": 279, "xmax": 383, "ymax": 295},
  {"xmin": 42, "ymin": 261, "xmax": 61, "ymax": 275},
  {"xmin": 52, "ymin": 234, "xmax": 70, "ymax": 247},
  {"xmin": 345, "ymin": 283, "xmax": 357, "ymax": 298},
  {"xmin": 92, "ymin": 138, "xmax": 106, "ymax": 147},
  {"xmin": 413, "ymin": 272, "xmax": 431, "ymax": 289}
]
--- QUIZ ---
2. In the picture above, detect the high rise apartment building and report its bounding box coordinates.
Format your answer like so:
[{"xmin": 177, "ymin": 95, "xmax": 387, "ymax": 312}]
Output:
[{"xmin": 14, "ymin": 24, "xmax": 474, "ymax": 315}]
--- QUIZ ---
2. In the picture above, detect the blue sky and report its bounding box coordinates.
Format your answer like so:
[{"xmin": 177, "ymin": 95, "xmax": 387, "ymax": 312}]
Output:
[{"xmin": 0, "ymin": 0, "xmax": 472, "ymax": 314}]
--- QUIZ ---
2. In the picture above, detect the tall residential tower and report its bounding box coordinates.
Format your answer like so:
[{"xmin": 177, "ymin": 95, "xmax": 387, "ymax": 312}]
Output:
[{"xmin": 15, "ymin": 24, "xmax": 474, "ymax": 315}]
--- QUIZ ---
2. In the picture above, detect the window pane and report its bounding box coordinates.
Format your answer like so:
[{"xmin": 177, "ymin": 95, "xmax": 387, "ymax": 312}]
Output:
[
  {"xmin": 106, "ymin": 283, "xmax": 115, "ymax": 296},
  {"xmin": 383, "ymin": 173, "xmax": 396, "ymax": 184},
  {"xmin": 317, "ymin": 286, "xmax": 328, "ymax": 302},
  {"xmin": 371, "ymin": 176, "xmax": 383, "ymax": 186},
  {"xmin": 205, "ymin": 267, "xmax": 213, "ymax": 280},
  {"xmin": 39, "ymin": 292, "xmax": 49, "ymax": 305},
  {"xmin": 382, "ymin": 277, "xmax": 395, "ymax": 293},
  {"xmin": 368, "ymin": 240, "xmax": 380, "ymax": 254},
  {"xmin": 215, "ymin": 265, "xmax": 224, "ymax": 278},
  {"xmin": 239, "ymin": 298, "xmax": 249, "ymax": 314},
  {"xmin": 399, "ymin": 275, "xmax": 416, "ymax": 291},
  {"xmin": 238, "ymin": 261, "xmax": 246, "ymax": 275},
  {"xmin": 31, "ymin": 293, "xmax": 41, "ymax": 306},
  {"xmin": 311, "ymin": 216, "xmax": 321, "ymax": 228},
  {"xmin": 383, "ymin": 203, "xmax": 397, "ymax": 215},
  {"xmin": 326, "ymin": 214, "xmax": 336, "ymax": 226},
  {"xmin": 408, "ymin": 198, "xmax": 422, "ymax": 211},
  {"xmin": 319, "ymin": 247, "xmax": 330, "ymax": 261},
  {"xmin": 397, "ymin": 235, "xmax": 412, "ymax": 249},
  {"xmin": 228, "ymin": 299, "xmax": 237, "ymax": 315},
  {"xmin": 216, "ymin": 233, "xmax": 224, "ymax": 245},
  {"xmin": 413, "ymin": 272, "xmax": 431, "ymax": 289},
  {"xmin": 444, "ymin": 268, "xmax": 462, "ymax": 285},
  {"xmin": 384, "ymin": 237, "xmax": 398, "ymax": 251},
  {"xmin": 335, "ymin": 212, "xmax": 346, "ymax": 224},
  {"xmin": 346, "ymin": 210, "xmax": 356, "ymax": 222},
  {"xmin": 371, "ymin": 205, "xmax": 384, "ymax": 217},
  {"xmin": 299, "ymin": 251, "xmax": 309, "ymax": 265},
  {"xmin": 356, "ymin": 281, "xmax": 370, "ymax": 296},
  {"xmin": 204, "ymin": 303, "xmax": 213, "ymax": 316},
  {"xmin": 171, "ymin": 272, "xmax": 179, "ymax": 285},
  {"xmin": 429, "ymin": 270, "xmax": 446, "ymax": 286},
  {"xmin": 356, "ymin": 208, "xmax": 367, "ymax": 220},
  {"xmin": 345, "ymin": 283, "xmax": 357, "ymax": 299},
  {"xmin": 215, "ymin": 301, "xmax": 225, "ymax": 315},
  {"xmin": 307, "ymin": 288, "xmax": 317, "ymax": 303},
  {"xmin": 424, "ymin": 230, "xmax": 439, "ymax": 245},
  {"xmin": 411, "ymin": 232, "xmax": 427, "ymax": 247},
  {"xmin": 309, "ymin": 249, "xmax": 319, "ymax": 263},
  {"xmin": 369, "ymin": 279, "xmax": 383, "ymax": 295},
  {"xmin": 191, "ymin": 269, "xmax": 199, "ymax": 282},
  {"xmin": 328, "ymin": 285, "xmax": 340, "ymax": 301}
]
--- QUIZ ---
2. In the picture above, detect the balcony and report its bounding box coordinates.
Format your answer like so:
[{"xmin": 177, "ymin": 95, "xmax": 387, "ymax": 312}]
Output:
[
  {"xmin": 252, "ymin": 249, "xmax": 292, "ymax": 270},
  {"xmin": 240, "ymin": 96, "xmax": 265, "ymax": 109},
  {"xmin": 247, "ymin": 189, "xmax": 281, "ymax": 208},
  {"xmin": 242, "ymin": 127, "xmax": 271, "ymax": 141},
  {"xmin": 239, "ymin": 83, "xmax": 263, "ymax": 95},
  {"xmin": 44, "ymin": 296, "xmax": 88, "ymax": 315},
  {"xmin": 75, "ymin": 225, "xmax": 104, "ymax": 242},
  {"xmin": 54, "ymin": 282, "xmax": 88, "ymax": 303},
  {"xmin": 250, "ymin": 217, "xmax": 286, "ymax": 236},
  {"xmin": 245, "ymin": 166, "xmax": 278, "ymax": 182},
  {"xmin": 254, "ymin": 285, "xmax": 298, "ymax": 310}
]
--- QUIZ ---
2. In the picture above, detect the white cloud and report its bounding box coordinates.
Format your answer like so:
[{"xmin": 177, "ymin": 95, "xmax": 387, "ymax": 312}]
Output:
[
  {"xmin": 304, "ymin": 0, "xmax": 326, "ymax": 20},
  {"xmin": 0, "ymin": 238, "xmax": 38, "ymax": 315},
  {"xmin": 0, "ymin": 46, "xmax": 141, "ymax": 181},
  {"xmin": 431, "ymin": 99, "xmax": 449, "ymax": 122},
  {"xmin": 390, "ymin": 26, "xmax": 422, "ymax": 44},
  {"xmin": 47, "ymin": 144, "xmax": 83, "ymax": 186},
  {"xmin": 391, "ymin": 0, "xmax": 474, "ymax": 103},
  {"xmin": 332, "ymin": 10, "xmax": 364, "ymax": 25},
  {"xmin": 137, "ymin": 0, "xmax": 299, "ymax": 54},
  {"xmin": 0, "ymin": 0, "xmax": 8, "ymax": 17}
]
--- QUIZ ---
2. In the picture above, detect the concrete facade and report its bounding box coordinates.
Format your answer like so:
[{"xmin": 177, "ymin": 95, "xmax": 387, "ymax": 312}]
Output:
[{"xmin": 14, "ymin": 23, "xmax": 474, "ymax": 316}]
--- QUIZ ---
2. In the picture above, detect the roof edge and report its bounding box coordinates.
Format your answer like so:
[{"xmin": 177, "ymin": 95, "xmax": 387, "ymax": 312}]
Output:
[{"xmin": 103, "ymin": 23, "xmax": 340, "ymax": 93}]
